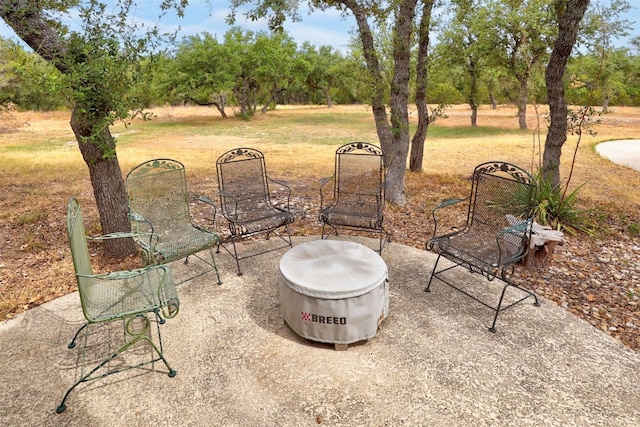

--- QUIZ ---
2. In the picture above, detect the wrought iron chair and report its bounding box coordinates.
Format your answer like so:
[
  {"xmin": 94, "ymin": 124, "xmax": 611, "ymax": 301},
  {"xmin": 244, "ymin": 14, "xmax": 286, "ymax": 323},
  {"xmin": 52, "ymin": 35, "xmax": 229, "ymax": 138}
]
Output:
[
  {"xmin": 319, "ymin": 142, "xmax": 389, "ymax": 253},
  {"xmin": 425, "ymin": 161, "xmax": 540, "ymax": 332},
  {"xmin": 215, "ymin": 148, "xmax": 295, "ymax": 275},
  {"xmin": 57, "ymin": 198, "xmax": 179, "ymax": 414},
  {"xmin": 126, "ymin": 158, "xmax": 221, "ymax": 285}
]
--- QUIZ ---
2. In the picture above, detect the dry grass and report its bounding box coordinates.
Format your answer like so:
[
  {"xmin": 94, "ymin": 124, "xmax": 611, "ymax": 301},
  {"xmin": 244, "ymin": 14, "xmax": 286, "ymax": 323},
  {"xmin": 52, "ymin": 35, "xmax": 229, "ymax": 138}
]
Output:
[{"xmin": 1, "ymin": 103, "xmax": 639, "ymax": 323}]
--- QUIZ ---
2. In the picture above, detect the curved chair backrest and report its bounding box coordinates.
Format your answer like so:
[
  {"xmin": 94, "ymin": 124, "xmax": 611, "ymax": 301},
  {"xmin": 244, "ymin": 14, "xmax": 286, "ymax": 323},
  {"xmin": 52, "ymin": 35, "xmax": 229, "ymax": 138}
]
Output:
[
  {"xmin": 334, "ymin": 142, "xmax": 385, "ymax": 201},
  {"xmin": 469, "ymin": 162, "xmax": 536, "ymax": 253},
  {"xmin": 216, "ymin": 148, "xmax": 270, "ymax": 211},
  {"xmin": 469, "ymin": 162, "xmax": 536, "ymax": 223},
  {"xmin": 126, "ymin": 158, "xmax": 191, "ymax": 233}
]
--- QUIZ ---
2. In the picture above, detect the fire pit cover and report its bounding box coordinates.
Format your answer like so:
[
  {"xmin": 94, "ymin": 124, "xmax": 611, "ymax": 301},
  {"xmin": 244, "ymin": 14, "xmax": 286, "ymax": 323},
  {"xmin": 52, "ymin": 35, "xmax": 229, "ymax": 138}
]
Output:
[{"xmin": 279, "ymin": 240, "xmax": 388, "ymax": 345}]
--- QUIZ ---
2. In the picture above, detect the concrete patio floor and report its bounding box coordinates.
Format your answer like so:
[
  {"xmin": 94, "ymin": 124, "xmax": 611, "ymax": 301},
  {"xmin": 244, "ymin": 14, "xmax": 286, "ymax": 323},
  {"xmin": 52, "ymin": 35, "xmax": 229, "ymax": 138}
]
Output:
[{"xmin": 1, "ymin": 236, "xmax": 639, "ymax": 426}]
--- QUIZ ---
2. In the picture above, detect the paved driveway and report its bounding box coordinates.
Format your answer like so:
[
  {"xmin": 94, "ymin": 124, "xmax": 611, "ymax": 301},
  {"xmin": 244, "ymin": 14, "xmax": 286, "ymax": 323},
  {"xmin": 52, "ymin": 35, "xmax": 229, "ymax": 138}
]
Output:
[{"xmin": 596, "ymin": 139, "xmax": 640, "ymax": 172}]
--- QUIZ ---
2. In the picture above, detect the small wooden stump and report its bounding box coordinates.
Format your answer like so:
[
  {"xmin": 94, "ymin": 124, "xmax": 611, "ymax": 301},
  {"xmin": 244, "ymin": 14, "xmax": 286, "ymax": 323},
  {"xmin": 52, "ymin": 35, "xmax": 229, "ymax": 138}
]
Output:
[
  {"xmin": 524, "ymin": 223, "xmax": 566, "ymax": 269},
  {"xmin": 334, "ymin": 343, "xmax": 349, "ymax": 351},
  {"xmin": 524, "ymin": 240, "xmax": 563, "ymax": 269}
]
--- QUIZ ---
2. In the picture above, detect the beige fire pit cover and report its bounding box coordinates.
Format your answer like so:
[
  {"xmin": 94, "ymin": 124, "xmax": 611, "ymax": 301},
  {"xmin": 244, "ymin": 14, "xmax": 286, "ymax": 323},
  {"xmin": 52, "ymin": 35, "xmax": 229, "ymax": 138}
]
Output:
[{"xmin": 279, "ymin": 240, "xmax": 389, "ymax": 345}]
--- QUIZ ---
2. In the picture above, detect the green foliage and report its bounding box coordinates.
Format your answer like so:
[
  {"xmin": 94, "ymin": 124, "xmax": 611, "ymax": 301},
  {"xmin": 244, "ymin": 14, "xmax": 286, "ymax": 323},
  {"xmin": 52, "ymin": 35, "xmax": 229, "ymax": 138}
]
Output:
[
  {"xmin": 0, "ymin": 37, "xmax": 67, "ymax": 110},
  {"xmin": 533, "ymin": 174, "xmax": 597, "ymax": 236}
]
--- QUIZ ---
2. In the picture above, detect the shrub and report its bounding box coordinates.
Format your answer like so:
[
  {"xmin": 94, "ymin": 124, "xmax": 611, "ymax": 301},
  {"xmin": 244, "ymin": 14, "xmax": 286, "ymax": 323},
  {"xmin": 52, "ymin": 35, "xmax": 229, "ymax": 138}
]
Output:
[{"xmin": 533, "ymin": 174, "xmax": 597, "ymax": 236}]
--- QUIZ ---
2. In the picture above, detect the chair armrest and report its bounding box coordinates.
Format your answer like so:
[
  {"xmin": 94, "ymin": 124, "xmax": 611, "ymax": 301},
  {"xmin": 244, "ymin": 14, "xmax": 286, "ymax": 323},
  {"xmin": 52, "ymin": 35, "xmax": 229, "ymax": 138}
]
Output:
[
  {"xmin": 88, "ymin": 231, "xmax": 160, "ymax": 251},
  {"xmin": 128, "ymin": 210, "xmax": 148, "ymax": 223},
  {"xmin": 319, "ymin": 176, "xmax": 335, "ymax": 209},
  {"xmin": 431, "ymin": 197, "xmax": 469, "ymax": 237},
  {"xmin": 319, "ymin": 176, "xmax": 333, "ymax": 187},
  {"xmin": 194, "ymin": 195, "xmax": 218, "ymax": 228},
  {"xmin": 434, "ymin": 198, "xmax": 467, "ymax": 210},
  {"xmin": 217, "ymin": 190, "xmax": 240, "ymax": 221},
  {"xmin": 496, "ymin": 219, "xmax": 532, "ymax": 263},
  {"xmin": 268, "ymin": 178, "xmax": 293, "ymax": 210}
]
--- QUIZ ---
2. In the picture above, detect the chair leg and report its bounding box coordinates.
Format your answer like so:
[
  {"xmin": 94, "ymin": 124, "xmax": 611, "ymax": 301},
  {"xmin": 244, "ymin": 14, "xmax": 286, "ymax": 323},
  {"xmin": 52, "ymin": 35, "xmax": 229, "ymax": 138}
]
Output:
[
  {"xmin": 489, "ymin": 278, "xmax": 541, "ymax": 333},
  {"xmin": 284, "ymin": 224, "xmax": 294, "ymax": 248},
  {"xmin": 67, "ymin": 323, "xmax": 89, "ymax": 349},
  {"xmin": 321, "ymin": 223, "xmax": 338, "ymax": 240},
  {"xmin": 425, "ymin": 253, "xmax": 443, "ymax": 293},
  {"xmin": 489, "ymin": 284, "xmax": 509, "ymax": 333},
  {"xmin": 377, "ymin": 227, "xmax": 390, "ymax": 254},
  {"xmin": 207, "ymin": 247, "xmax": 223, "ymax": 285},
  {"xmin": 56, "ymin": 314, "xmax": 176, "ymax": 414},
  {"xmin": 228, "ymin": 237, "xmax": 243, "ymax": 276}
]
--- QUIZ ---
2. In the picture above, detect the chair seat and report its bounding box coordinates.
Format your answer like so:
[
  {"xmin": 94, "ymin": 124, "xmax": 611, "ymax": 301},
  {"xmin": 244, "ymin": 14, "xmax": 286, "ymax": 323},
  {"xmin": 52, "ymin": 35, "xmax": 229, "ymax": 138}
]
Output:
[
  {"xmin": 227, "ymin": 209, "xmax": 294, "ymax": 236},
  {"xmin": 430, "ymin": 228, "xmax": 522, "ymax": 275},
  {"xmin": 153, "ymin": 224, "xmax": 220, "ymax": 263},
  {"xmin": 320, "ymin": 206, "xmax": 382, "ymax": 229}
]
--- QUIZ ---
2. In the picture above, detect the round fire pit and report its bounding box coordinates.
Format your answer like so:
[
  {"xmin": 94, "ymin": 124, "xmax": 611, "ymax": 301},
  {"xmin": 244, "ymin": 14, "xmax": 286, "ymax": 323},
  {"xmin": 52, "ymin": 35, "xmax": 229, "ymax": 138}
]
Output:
[{"xmin": 279, "ymin": 240, "xmax": 389, "ymax": 349}]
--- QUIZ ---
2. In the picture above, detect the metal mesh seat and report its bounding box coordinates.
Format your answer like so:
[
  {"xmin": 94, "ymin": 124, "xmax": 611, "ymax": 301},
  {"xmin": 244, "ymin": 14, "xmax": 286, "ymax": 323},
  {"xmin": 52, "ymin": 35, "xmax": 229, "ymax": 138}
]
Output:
[
  {"xmin": 425, "ymin": 161, "xmax": 540, "ymax": 332},
  {"xmin": 319, "ymin": 142, "xmax": 389, "ymax": 253},
  {"xmin": 126, "ymin": 159, "xmax": 221, "ymax": 285},
  {"xmin": 216, "ymin": 148, "xmax": 295, "ymax": 275},
  {"xmin": 57, "ymin": 198, "xmax": 179, "ymax": 414}
]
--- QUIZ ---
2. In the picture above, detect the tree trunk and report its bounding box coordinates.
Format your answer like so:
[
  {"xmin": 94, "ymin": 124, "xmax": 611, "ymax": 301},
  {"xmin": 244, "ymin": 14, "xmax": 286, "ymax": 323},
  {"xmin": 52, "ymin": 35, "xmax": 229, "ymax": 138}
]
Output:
[
  {"xmin": 71, "ymin": 107, "xmax": 137, "ymax": 257},
  {"xmin": 385, "ymin": 0, "xmax": 418, "ymax": 206},
  {"xmin": 543, "ymin": 0, "xmax": 590, "ymax": 187},
  {"xmin": 0, "ymin": 1, "xmax": 69, "ymax": 72},
  {"xmin": 323, "ymin": 87, "xmax": 333, "ymax": 108},
  {"xmin": 409, "ymin": 0, "xmax": 435, "ymax": 172},
  {"xmin": 517, "ymin": 76, "xmax": 529, "ymax": 130},
  {"xmin": 490, "ymin": 93, "xmax": 497, "ymax": 109}
]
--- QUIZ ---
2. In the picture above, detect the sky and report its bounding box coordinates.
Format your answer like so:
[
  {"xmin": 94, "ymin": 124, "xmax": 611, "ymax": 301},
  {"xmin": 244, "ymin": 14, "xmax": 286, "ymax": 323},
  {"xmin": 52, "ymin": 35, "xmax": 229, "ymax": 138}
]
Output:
[
  {"xmin": 0, "ymin": 0, "xmax": 639, "ymax": 53},
  {"xmin": 0, "ymin": 0, "xmax": 357, "ymax": 52}
]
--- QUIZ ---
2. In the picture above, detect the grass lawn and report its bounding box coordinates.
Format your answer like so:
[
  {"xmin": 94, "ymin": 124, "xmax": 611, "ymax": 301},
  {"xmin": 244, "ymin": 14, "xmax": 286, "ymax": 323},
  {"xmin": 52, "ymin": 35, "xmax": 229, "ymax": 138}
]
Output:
[{"xmin": 1, "ymin": 103, "xmax": 639, "ymax": 348}]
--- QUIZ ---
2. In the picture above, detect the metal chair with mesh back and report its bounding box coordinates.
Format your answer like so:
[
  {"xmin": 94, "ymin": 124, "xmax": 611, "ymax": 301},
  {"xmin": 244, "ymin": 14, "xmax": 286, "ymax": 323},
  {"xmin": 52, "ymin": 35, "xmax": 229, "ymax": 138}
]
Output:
[
  {"xmin": 215, "ymin": 148, "xmax": 295, "ymax": 275},
  {"xmin": 319, "ymin": 142, "xmax": 389, "ymax": 253},
  {"xmin": 126, "ymin": 158, "xmax": 221, "ymax": 285},
  {"xmin": 425, "ymin": 161, "xmax": 540, "ymax": 332},
  {"xmin": 57, "ymin": 197, "xmax": 179, "ymax": 414}
]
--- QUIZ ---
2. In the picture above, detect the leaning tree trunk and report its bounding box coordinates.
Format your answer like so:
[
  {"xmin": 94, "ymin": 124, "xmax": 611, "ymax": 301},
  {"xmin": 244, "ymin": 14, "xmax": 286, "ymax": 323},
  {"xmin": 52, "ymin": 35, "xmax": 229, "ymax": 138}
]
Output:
[
  {"xmin": 0, "ymin": 1, "xmax": 136, "ymax": 258},
  {"xmin": 71, "ymin": 107, "xmax": 137, "ymax": 257},
  {"xmin": 543, "ymin": 0, "xmax": 590, "ymax": 188},
  {"xmin": 346, "ymin": 0, "xmax": 397, "ymax": 201}
]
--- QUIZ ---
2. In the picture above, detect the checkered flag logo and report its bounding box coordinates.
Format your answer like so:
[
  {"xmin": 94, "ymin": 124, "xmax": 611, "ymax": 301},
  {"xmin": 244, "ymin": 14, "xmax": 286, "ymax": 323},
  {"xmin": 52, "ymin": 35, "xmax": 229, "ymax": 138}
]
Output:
[{"xmin": 301, "ymin": 312, "xmax": 311, "ymax": 321}]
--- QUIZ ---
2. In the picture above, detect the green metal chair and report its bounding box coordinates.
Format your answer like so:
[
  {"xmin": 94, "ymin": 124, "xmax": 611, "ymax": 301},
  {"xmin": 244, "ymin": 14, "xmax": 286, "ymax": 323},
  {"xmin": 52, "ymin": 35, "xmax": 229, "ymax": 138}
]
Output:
[
  {"xmin": 215, "ymin": 148, "xmax": 295, "ymax": 275},
  {"xmin": 425, "ymin": 161, "xmax": 540, "ymax": 332},
  {"xmin": 319, "ymin": 142, "xmax": 390, "ymax": 253},
  {"xmin": 126, "ymin": 158, "xmax": 221, "ymax": 285},
  {"xmin": 57, "ymin": 197, "xmax": 180, "ymax": 414}
]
